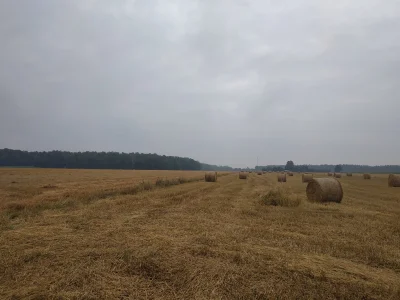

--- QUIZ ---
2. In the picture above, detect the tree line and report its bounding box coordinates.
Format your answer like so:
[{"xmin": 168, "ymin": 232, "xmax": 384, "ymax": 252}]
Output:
[
  {"xmin": 2, "ymin": 149, "xmax": 398, "ymax": 173},
  {"xmin": 257, "ymin": 161, "xmax": 400, "ymax": 174},
  {"xmin": 0, "ymin": 148, "xmax": 205, "ymax": 170}
]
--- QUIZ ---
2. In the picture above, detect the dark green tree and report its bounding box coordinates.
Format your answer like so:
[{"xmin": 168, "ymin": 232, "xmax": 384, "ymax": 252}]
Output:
[{"xmin": 285, "ymin": 160, "xmax": 295, "ymax": 170}]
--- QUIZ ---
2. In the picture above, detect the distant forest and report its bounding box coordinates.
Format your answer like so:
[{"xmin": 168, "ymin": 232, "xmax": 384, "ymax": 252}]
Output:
[
  {"xmin": 257, "ymin": 163, "xmax": 400, "ymax": 174},
  {"xmin": 1, "ymin": 149, "xmax": 398, "ymax": 173},
  {"xmin": 0, "ymin": 148, "xmax": 231, "ymax": 171}
]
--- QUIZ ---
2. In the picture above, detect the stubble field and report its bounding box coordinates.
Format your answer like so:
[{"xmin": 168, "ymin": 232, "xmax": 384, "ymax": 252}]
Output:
[{"xmin": 0, "ymin": 168, "xmax": 399, "ymax": 299}]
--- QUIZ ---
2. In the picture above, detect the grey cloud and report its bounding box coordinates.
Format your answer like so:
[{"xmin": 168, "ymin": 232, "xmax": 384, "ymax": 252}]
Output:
[{"xmin": 1, "ymin": 0, "xmax": 399, "ymax": 167}]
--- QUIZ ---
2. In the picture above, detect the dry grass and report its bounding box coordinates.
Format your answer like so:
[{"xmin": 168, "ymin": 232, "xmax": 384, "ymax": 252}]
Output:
[
  {"xmin": 0, "ymin": 169, "xmax": 400, "ymax": 299},
  {"xmin": 260, "ymin": 187, "xmax": 301, "ymax": 207}
]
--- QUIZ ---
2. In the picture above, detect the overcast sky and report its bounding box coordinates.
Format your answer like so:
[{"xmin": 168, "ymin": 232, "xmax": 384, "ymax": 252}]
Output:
[{"xmin": 1, "ymin": 0, "xmax": 399, "ymax": 167}]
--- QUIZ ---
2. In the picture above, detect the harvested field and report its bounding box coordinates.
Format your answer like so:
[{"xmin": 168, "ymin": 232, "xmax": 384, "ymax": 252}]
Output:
[{"xmin": 0, "ymin": 169, "xmax": 399, "ymax": 299}]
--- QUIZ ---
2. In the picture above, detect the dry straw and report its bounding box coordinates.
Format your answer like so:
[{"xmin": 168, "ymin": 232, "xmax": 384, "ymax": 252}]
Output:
[
  {"xmin": 346, "ymin": 173, "xmax": 352, "ymax": 177},
  {"xmin": 302, "ymin": 173, "xmax": 313, "ymax": 183},
  {"xmin": 205, "ymin": 172, "xmax": 217, "ymax": 182},
  {"xmin": 388, "ymin": 174, "xmax": 400, "ymax": 187},
  {"xmin": 363, "ymin": 174, "xmax": 371, "ymax": 180},
  {"xmin": 306, "ymin": 178, "xmax": 343, "ymax": 203},
  {"xmin": 239, "ymin": 172, "xmax": 248, "ymax": 180},
  {"xmin": 334, "ymin": 173, "xmax": 342, "ymax": 178},
  {"xmin": 328, "ymin": 172, "xmax": 333, "ymax": 176},
  {"xmin": 277, "ymin": 173, "xmax": 287, "ymax": 182}
]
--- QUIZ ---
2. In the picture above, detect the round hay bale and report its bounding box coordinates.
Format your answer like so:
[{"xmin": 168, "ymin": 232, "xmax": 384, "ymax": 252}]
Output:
[
  {"xmin": 205, "ymin": 172, "xmax": 217, "ymax": 182},
  {"xmin": 239, "ymin": 172, "xmax": 247, "ymax": 180},
  {"xmin": 346, "ymin": 173, "xmax": 352, "ymax": 177},
  {"xmin": 328, "ymin": 172, "xmax": 333, "ymax": 176},
  {"xmin": 257, "ymin": 171, "xmax": 262, "ymax": 175},
  {"xmin": 277, "ymin": 173, "xmax": 286, "ymax": 182},
  {"xmin": 334, "ymin": 173, "xmax": 342, "ymax": 178},
  {"xmin": 388, "ymin": 174, "xmax": 400, "ymax": 187},
  {"xmin": 302, "ymin": 173, "xmax": 313, "ymax": 183},
  {"xmin": 306, "ymin": 178, "xmax": 343, "ymax": 203},
  {"xmin": 288, "ymin": 172, "xmax": 294, "ymax": 176},
  {"xmin": 363, "ymin": 174, "xmax": 371, "ymax": 180}
]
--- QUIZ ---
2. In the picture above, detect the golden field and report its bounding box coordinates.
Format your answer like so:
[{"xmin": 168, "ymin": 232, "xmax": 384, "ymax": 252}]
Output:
[{"xmin": 0, "ymin": 168, "xmax": 399, "ymax": 299}]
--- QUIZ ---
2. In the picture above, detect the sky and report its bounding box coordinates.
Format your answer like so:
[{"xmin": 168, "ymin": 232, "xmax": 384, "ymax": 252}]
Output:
[{"xmin": 1, "ymin": 0, "xmax": 399, "ymax": 168}]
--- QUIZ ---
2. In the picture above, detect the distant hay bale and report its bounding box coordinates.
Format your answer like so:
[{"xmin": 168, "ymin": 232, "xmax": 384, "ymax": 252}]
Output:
[
  {"xmin": 388, "ymin": 174, "xmax": 400, "ymax": 187},
  {"xmin": 277, "ymin": 173, "xmax": 286, "ymax": 182},
  {"xmin": 328, "ymin": 172, "xmax": 333, "ymax": 176},
  {"xmin": 205, "ymin": 172, "xmax": 217, "ymax": 182},
  {"xmin": 363, "ymin": 174, "xmax": 371, "ymax": 180},
  {"xmin": 334, "ymin": 173, "xmax": 342, "ymax": 178},
  {"xmin": 262, "ymin": 171, "xmax": 266, "ymax": 174},
  {"xmin": 239, "ymin": 172, "xmax": 247, "ymax": 180},
  {"xmin": 306, "ymin": 178, "xmax": 343, "ymax": 203},
  {"xmin": 288, "ymin": 172, "xmax": 294, "ymax": 176},
  {"xmin": 346, "ymin": 173, "xmax": 352, "ymax": 177},
  {"xmin": 257, "ymin": 171, "xmax": 262, "ymax": 175},
  {"xmin": 302, "ymin": 173, "xmax": 313, "ymax": 183}
]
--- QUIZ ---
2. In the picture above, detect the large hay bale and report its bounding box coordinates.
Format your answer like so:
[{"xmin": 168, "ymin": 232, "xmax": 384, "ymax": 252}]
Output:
[
  {"xmin": 363, "ymin": 174, "xmax": 371, "ymax": 180},
  {"xmin": 277, "ymin": 173, "xmax": 287, "ymax": 182},
  {"xmin": 205, "ymin": 172, "xmax": 217, "ymax": 182},
  {"xmin": 257, "ymin": 171, "xmax": 262, "ymax": 175},
  {"xmin": 239, "ymin": 172, "xmax": 247, "ymax": 180},
  {"xmin": 302, "ymin": 173, "xmax": 313, "ymax": 183},
  {"xmin": 346, "ymin": 173, "xmax": 352, "ymax": 177},
  {"xmin": 334, "ymin": 173, "xmax": 342, "ymax": 178},
  {"xmin": 328, "ymin": 172, "xmax": 333, "ymax": 176},
  {"xmin": 288, "ymin": 172, "xmax": 294, "ymax": 176},
  {"xmin": 306, "ymin": 178, "xmax": 343, "ymax": 203},
  {"xmin": 388, "ymin": 174, "xmax": 400, "ymax": 187}
]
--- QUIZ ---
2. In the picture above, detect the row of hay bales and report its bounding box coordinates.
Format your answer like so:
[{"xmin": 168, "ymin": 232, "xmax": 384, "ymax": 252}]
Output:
[
  {"xmin": 205, "ymin": 171, "xmax": 400, "ymax": 188},
  {"xmin": 328, "ymin": 172, "xmax": 400, "ymax": 185},
  {"xmin": 275, "ymin": 173, "xmax": 343, "ymax": 203},
  {"xmin": 329, "ymin": 172, "xmax": 370, "ymax": 179},
  {"xmin": 275, "ymin": 173, "xmax": 313, "ymax": 183},
  {"xmin": 276, "ymin": 172, "xmax": 400, "ymax": 188}
]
